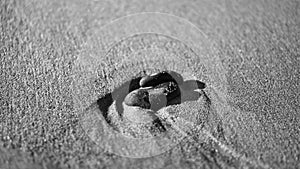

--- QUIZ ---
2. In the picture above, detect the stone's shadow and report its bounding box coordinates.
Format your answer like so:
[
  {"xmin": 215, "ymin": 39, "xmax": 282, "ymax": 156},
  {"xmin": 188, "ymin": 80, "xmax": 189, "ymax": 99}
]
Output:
[
  {"xmin": 97, "ymin": 93, "xmax": 113, "ymax": 123},
  {"xmin": 183, "ymin": 80, "xmax": 206, "ymax": 90},
  {"xmin": 96, "ymin": 71, "xmax": 207, "ymax": 125}
]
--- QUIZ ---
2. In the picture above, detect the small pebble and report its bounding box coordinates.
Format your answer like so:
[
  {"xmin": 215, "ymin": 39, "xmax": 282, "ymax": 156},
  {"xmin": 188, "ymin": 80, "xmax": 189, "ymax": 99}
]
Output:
[
  {"xmin": 148, "ymin": 90, "xmax": 167, "ymax": 111},
  {"xmin": 128, "ymin": 71, "xmax": 147, "ymax": 92},
  {"xmin": 139, "ymin": 71, "xmax": 183, "ymax": 87},
  {"xmin": 124, "ymin": 89, "xmax": 151, "ymax": 109}
]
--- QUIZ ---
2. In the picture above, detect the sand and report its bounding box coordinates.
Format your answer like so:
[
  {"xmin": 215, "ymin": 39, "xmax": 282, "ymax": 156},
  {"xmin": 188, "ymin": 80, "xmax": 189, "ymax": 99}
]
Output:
[{"xmin": 1, "ymin": 0, "xmax": 299, "ymax": 168}]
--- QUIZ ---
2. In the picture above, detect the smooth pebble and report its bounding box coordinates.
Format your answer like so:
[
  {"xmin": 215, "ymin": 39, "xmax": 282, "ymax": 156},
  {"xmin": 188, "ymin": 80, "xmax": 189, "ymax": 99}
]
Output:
[
  {"xmin": 139, "ymin": 71, "xmax": 183, "ymax": 87},
  {"xmin": 124, "ymin": 89, "xmax": 151, "ymax": 109}
]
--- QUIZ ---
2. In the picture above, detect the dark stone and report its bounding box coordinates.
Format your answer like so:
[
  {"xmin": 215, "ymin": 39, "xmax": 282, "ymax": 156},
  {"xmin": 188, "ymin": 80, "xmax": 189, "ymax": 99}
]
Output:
[{"xmin": 139, "ymin": 71, "xmax": 182, "ymax": 87}]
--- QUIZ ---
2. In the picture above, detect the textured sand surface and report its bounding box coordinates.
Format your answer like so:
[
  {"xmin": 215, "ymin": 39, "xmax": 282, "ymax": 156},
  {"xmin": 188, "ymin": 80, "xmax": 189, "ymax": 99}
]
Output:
[{"xmin": 1, "ymin": 0, "xmax": 299, "ymax": 169}]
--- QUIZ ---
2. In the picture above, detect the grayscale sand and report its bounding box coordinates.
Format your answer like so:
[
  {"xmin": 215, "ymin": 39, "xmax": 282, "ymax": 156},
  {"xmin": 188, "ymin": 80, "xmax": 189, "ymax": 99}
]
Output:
[{"xmin": 1, "ymin": 0, "xmax": 299, "ymax": 169}]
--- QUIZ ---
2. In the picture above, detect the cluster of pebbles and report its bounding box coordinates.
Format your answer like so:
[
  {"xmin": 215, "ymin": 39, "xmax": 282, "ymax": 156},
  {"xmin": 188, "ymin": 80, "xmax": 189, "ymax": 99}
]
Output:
[
  {"xmin": 106, "ymin": 70, "xmax": 208, "ymax": 138},
  {"xmin": 124, "ymin": 71, "xmax": 183, "ymax": 111}
]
